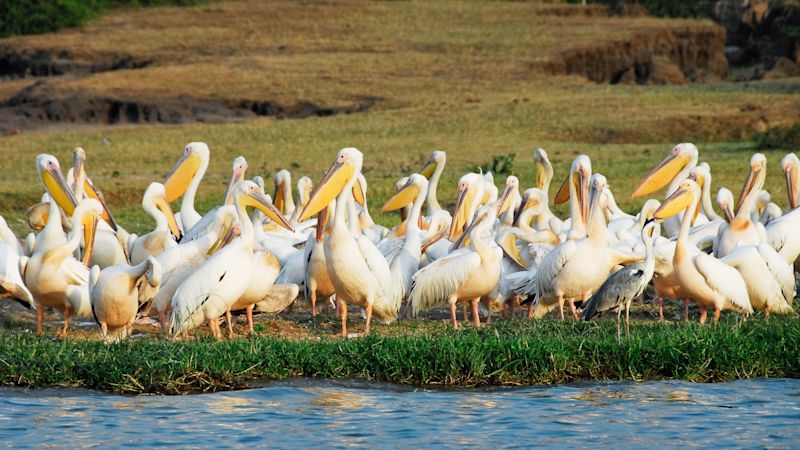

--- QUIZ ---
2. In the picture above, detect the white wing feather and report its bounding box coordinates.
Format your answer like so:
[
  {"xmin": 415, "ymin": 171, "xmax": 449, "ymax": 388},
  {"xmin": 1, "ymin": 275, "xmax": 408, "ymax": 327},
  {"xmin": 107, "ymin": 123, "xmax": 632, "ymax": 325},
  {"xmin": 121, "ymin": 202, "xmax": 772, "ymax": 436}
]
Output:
[
  {"xmin": 694, "ymin": 252, "xmax": 753, "ymax": 314},
  {"xmin": 409, "ymin": 250, "xmax": 480, "ymax": 315}
]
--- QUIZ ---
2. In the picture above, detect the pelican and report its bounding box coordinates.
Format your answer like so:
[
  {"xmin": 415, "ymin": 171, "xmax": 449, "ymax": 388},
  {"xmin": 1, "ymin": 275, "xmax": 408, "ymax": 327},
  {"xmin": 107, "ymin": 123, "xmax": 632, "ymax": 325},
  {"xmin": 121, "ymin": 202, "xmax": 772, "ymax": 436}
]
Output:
[
  {"xmin": 89, "ymin": 256, "xmax": 162, "ymax": 341},
  {"xmin": 409, "ymin": 204, "xmax": 503, "ymax": 329},
  {"xmin": 782, "ymin": 153, "xmax": 798, "ymax": 210},
  {"xmin": 583, "ymin": 220, "xmax": 659, "ymax": 341},
  {"xmin": 497, "ymin": 176, "xmax": 521, "ymax": 227},
  {"xmin": 419, "ymin": 150, "xmax": 446, "ymax": 217},
  {"xmin": 170, "ymin": 180, "xmax": 292, "ymax": 339},
  {"xmin": 128, "ymin": 182, "xmax": 182, "ymax": 265},
  {"xmin": 653, "ymin": 179, "xmax": 753, "ymax": 323},
  {"xmin": 717, "ymin": 188, "xmax": 734, "ymax": 222},
  {"xmin": 304, "ymin": 203, "xmax": 335, "ymax": 317},
  {"xmin": 532, "ymin": 148, "xmax": 563, "ymax": 234},
  {"xmin": 356, "ymin": 174, "xmax": 389, "ymax": 243},
  {"xmin": 273, "ymin": 169, "xmax": 296, "ymax": 217},
  {"xmin": 289, "ymin": 176, "xmax": 313, "ymax": 224},
  {"xmin": 298, "ymin": 147, "xmax": 399, "ymax": 336},
  {"xmin": 714, "ymin": 154, "xmax": 767, "ymax": 258},
  {"xmin": 531, "ymin": 171, "xmax": 642, "ymax": 319},
  {"xmin": 0, "ymin": 216, "xmax": 33, "ymax": 308},
  {"xmin": 633, "ymin": 143, "xmax": 699, "ymax": 237},
  {"xmin": 755, "ymin": 191, "xmax": 782, "ymax": 226},
  {"xmin": 25, "ymin": 199, "xmax": 103, "ymax": 336},
  {"xmin": 164, "ymin": 142, "xmax": 210, "ymax": 232},
  {"xmin": 67, "ymin": 147, "xmax": 119, "ymax": 231},
  {"xmin": 720, "ymin": 243, "xmax": 794, "ymax": 317},
  {"xmin": 146, "ymin": 205, "xmax": 238, "ymax": 331}
]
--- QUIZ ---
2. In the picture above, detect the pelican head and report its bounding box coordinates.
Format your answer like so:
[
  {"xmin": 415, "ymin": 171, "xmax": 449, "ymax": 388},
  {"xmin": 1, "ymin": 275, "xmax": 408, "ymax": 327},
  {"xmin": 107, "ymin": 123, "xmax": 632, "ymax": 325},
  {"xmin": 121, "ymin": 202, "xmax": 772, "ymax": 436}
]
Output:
[
  {"xmin": 781, "ymin": 152, "xmax": 798, "ymax": 209},
  {"xmin": 72, "ymin": 198, "xmax": 103, "ymax": 266},
  {"xmin": 224, "ymin": 156, "xmax": 248, "ymax": 206},
  {"xmin": 71, "ymin": 147, "xmax": 86, "ymax": 182},
  {"xmin": 716, "ymin": 188, "xmax": 734, "ymax": 222},
  {"xmin": 272, "ymin": 169, "xmax": 292, "ymax": 213},
  {"xmin": 297, "ymin": 176, "xmax": 313, "ymax": 209},
  {"xmin": 514, "ymin": 187, "xmax": 547, "ymax": 226},
  {"xmin": 639, "ymin": 199, "xmax": 662, "ymax": 222},
  {"xmin": 755, "ymin": 191, "xmax": 772, "ymax": 218},
  {"xmin": 234, "ymin": 180, "xmax": 293, "ymax": 232},
  {"xmin": 736, "ymin": 153, "xmax": 766, "ymax": 212},
  {"xmin": 164, "ymin": 142, "xmax": 209, "ymax": 202},
  {"xmin": 299, "ymin": 147, "xmax": 363, "ymax": 222},
  {"xmin": 36, "ymin": 154, "xmax": 77, "ymax": 216},
  {"xmin": 382, "ymin": 173, "xmax": 428, "ymax": 212},
  {"xmin": 450, "ymin": 203, "xmax": 496, "ymax": 251},
  {"xmin": 143, "ymin": 182, "xmax": 182, "ymax": 240},
  {"xmin": 252, "ymin": 175, "xmax": 265, "ymax": 192},
  {"xmin": 420, "ymin": 150, "xmax": 446, "ymax": 179},
  {"xmin": 587, "ymin": 173, "xmax": 607, "ymax": 235},
  {"xmin": 532, "ymin": 148, "xmax": 553, "ymax": 190},
  {"xmin": 448, "ymin": 172, "xmax": 484, "ymax": 241},
  {"xmin": 633, "ymin": 143, "xmax": 698, "ymax": 197},
  {"xmin": 654, "ymin": 179, "xmax": 700, "ymax": 220},
  {"xmin": 497, "ymin": 176, "xmax": 519, "ymax": 218},
  {"xmin": 554, "ymin": 155, "xmax": 591, "ymax": 228}
]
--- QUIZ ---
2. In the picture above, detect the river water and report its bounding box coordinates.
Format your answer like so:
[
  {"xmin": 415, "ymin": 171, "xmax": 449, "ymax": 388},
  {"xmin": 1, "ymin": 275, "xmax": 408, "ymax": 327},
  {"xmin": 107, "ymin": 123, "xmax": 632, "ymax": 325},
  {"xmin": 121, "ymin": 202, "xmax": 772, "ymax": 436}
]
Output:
[{"xmin": 1, "ymin": 378, "xmax": 798, "ymax": 448}]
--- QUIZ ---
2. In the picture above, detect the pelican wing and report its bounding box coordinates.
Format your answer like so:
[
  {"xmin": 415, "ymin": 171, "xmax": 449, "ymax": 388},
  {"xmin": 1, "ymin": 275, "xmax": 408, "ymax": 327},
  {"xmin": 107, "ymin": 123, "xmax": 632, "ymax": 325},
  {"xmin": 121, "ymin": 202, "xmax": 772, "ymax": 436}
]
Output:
[
  {"xmin": 694, "ymin": 252, "xmax": 753, "ymax": 314},
  {"xmin": 61, "ymin": 258, "xmax": 89, "ymax": 286},
  {"xmin": 0, "ymin": 243, "xmax": 33, "ymax": 306},
  {"xmin": 377, "ymin": 237, "xmax": 405, "ymax": 263},
  {"xmin": 757, "ymin": 243, "xmax": 796, "ymax": 306},
  {"xmin": 356, "ymin": 234, "xmax": 393, "ymax": 295},
  {"xmin": 276, "ymin": 249, "xmax": 305, "ymax": 286},
  {"xmin": 409, "ymin": 249, "xmax": 480, "ymax": 315},
  {"xmin": 532, "ymin": 240, "xmax": 576, "ymax": 301}
]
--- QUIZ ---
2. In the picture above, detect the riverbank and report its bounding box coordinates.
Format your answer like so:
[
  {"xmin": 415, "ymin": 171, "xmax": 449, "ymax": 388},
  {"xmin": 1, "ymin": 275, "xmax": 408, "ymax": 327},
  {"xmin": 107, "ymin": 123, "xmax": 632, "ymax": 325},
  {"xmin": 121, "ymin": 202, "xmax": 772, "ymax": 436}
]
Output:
[{"xmin": 1, "ymin": 318, "xmax": 797, "ymax": 394}]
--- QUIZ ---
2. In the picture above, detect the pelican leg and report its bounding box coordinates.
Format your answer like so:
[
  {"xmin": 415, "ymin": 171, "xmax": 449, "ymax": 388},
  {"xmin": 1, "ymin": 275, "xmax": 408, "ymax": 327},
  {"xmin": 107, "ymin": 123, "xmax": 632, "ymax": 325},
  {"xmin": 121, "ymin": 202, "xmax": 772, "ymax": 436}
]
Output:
[
  {"xmin": 310, "ymin": 291, "xmax": 317, "ymax": 318},
  {"xmin": 462, "ymin": 302, "xmax": 469, "ymax": 323},
  {"xmin": 36, "ymin": 302, "xmax": 44, "ymax": 335},
  {"xmin": 209, "ymin": 317, "xmax": 221, "ymax": 340},
  {"xmin": 100, "ymin": 321, "xmax": 108, "ymax": 340},
  {"xmin": 471, "ymin": 298, "xmax": 481, "ymax": 328},
  {"xmin": 568, "ymin": 299, "xmax": 578, "ymax": 321},
  {"xmin": 512, "ymin": 295, "xmax": 520, "ymax": 318},
  {"xmin": 158, "ymin": 311, "xmax": 168, "ymax": 334},
  {"xmin": 58, "ymin": 307, "xmax": 72, "ymax": 339},
  {"xmin": 698, "ymin": 305, "xmax": 707, "ymax": 325},
  {"xmin": 340, "ymin": 298, "xmax": 348, "ymax": 337},
  {"xmin": 712, "ymin": 307, "xmax": 720, "ymax": 324},
  {"xmin": 364, "ymin": 303, "xmax": 373, "ymax": 336},
  {"xmin": 557, "ymin": 295, "xmax": 565, "ymax": 320},
  {"xmin": 764, "ymin": 305, "xmax": 770, "ymax": 320},
  {"xmin": 246, "ymin": 305, "xmax": 255, "ymax": 334},
  {"xmin": 657, "ymin": 296, "xmax": 664, "ymax": 323},
  {"xmin": 625, "ymin": 300, "xmax": 631, "ymax": 337},
  {"xmin": 225, "ymin": 310, "xmax": 236, "ymax": 339},
  {"xmin": 125, "ymin": 320, "xmax": 133, "ymax": 340},
  {"xmin": 449, "ymin": 301, "xmax": 460, "ymax": 330},
  {"xmin": 683, "ymin": 299, "xmax": 690, "ymax": 323},
  {"xmin": 502, "ymin": 303, "xmax": 510, "ymax": 320},
  {"xmin": 526, "ymin": 302, "xmax": 533, "ymax": 320}
]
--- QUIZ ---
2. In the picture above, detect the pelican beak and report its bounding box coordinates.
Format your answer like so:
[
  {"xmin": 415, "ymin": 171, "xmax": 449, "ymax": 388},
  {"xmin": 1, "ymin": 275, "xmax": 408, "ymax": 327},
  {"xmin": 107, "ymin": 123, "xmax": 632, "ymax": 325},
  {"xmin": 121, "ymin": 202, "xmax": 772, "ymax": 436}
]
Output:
[
  {"xmin": 154, "ymin": 195, "xmax": 182, "ymax": 241},
  {"xmin": 687, "ymin": 173, "xmax": 703, "ymax": 225},
  {"xmin": 224, "ymin": 166, "xmax": 247, "ymax": 206},
  {"xmin": 244, "ymin": 190, "xmax": 294, "ymax": 232},
  {"xmin": 534, "ymin": 163, "xmax": 547, "ymax": 190},
  {"xmin": 586, "ymin": 183, "xmax": 603, "ymax": 236},
  {"xmin": 633, "ymin": 151, "xmax": 690, "ymax": 197},
  {"xmin": 654, "ymin": 186, "xmax": 693, "ymax": 219},
  {"xmin": 382, "ymin": 179, "xmax": 418, "ymax": 212},
  {"xmin": 736, "ymin": 165, "xmax": 761, "ymax": 213},
  {"xmin": 207, "ymin": 215, "xmax": 238, "ymax": 256},
  {"xmin": 84, "ymin": 181, "xmax": 118, "ymax": 231},
  {"xmin": 448, "ymin": 184, "xmax": 474, "ymax": 242},
  {"xmin": 421, "ymin": 229, "xmax": 445, "ymax": 253},
  {"xmin": 498, "ymin": 232, "xmax": 528, "ymax": 269},
  {"xmin": 513, "ymin": 192, "xmax": 530, "ymax": 226},
  {"xmin": 420, "ymin": 157, "xmax": 436, "ymax": 179},
  {"xmin": 496, "ymin": 184, "xmax": 514, "ymax": 218},
  {"xmin": 784, "ymin": 164, "xmax": 797, "ymax": 210},
  {"xmin": 164, "ymin": 152, "xmax": 201, "ymax": 202},
  {"xmin": 450, "ymin": 211, "xmax": 483, "ymax": 252},
  {"xmin": 273, "ymin": 179, "xmax": 286, "ymax": 212},
  {"xmin": 42, "ymin": 164, "xmax": 78, "ymax": 217},
  {"xmin": 722, "ymin": 203, "xmax": 734, "ymax": 223},
  {"xmin": 72, "ymin": 153, "xmax": 84, "ymax": 184},
  {"xmin": 352, "ymin": 176, "xmax": 366, "ymax": 207},
  {"xmin": 81, "ymin": 213, "xmax": 99, "ymax": 266},
  {"xmin": 300, "ymin": 161, "xmax": 355, "ymax": 222},
  {"xmin": 315, "ymin": 204, "xmax": 330, "ymax": 242}
]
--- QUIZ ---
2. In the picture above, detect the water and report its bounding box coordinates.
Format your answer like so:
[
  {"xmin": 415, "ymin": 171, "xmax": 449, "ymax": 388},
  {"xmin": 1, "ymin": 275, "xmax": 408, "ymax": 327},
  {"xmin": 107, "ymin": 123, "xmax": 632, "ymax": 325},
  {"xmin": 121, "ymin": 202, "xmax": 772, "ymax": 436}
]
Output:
[{"xmin": 1, "ymin": 378, "xmax": 798, "ymax": 448}]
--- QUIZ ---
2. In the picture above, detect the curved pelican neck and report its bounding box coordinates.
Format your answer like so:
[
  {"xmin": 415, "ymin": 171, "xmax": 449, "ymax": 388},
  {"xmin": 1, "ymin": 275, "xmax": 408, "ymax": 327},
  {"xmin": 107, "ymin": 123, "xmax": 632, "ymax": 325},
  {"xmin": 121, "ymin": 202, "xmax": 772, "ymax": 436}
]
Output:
[
  {"xmin": 666, "ymin": 157, "xmax": 697, "ymax": 197},
  {"xmin": 233, "ymin": 196, "xmax": 254, "ymax": 245},
  {"xmin": 426, "ymin": 162, "xmax": 444, "ymax": 216},
  {"xmin": 700, "ymin": 177, "xmax": 721, "ymax": 222},
  {"xmin": 144, "ymin": 196, "xmax": 168, "ymax": 232},
  {"xmin": 182, "ymin": 155, "xmax": 209, "ymax": 218},
  {"xmin": 675, "ymin": 190, "xmax": 700, "ymax": 260}
]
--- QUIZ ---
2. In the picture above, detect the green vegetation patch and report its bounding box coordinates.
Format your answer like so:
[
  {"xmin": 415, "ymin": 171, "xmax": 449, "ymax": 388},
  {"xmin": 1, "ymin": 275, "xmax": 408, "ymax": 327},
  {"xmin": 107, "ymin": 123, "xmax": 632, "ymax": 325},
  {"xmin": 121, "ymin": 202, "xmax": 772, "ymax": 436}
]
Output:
[{"xmin": 1, "ymin": 318, "xmax": 798, "ymax": 394}]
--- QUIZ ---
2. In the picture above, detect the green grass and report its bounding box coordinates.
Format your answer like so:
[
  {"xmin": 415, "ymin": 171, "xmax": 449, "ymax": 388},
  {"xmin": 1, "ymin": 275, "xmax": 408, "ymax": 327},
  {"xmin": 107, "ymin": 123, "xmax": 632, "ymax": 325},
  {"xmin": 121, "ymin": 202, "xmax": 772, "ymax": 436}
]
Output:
[{"xmin": 1, "ymin": 318, "xmax": 798, "ymax": 394}]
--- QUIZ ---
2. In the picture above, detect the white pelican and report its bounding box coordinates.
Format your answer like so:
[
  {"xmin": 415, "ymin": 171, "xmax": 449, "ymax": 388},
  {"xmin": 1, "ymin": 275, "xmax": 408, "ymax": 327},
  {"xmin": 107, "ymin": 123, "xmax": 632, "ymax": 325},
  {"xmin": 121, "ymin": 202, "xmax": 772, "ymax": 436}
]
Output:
[
  {"xmin": 497, "ymin": 176, "xmax": 521, "ymax": 227},
  {"xmin": 289, "ymin": 176, "xmax": 313, "ymax": 224},
  {"xmin": 0, "ymin": 216, "xmax": 33, "ymax": 308},
  {"xmin": 782, "ymin": 153, "xmax": 798, "ymax": 210},
  {"xmin": 583, "ymin": 220, "xmax": 659, "ymax": 341},
  {"xmin": 532, "ymin": 148, "xmax": 563, "ymax": 234},
  {"xmin": 128, "ymin": 182, "xmax": 182, "ymax": 265},
  {"xmin": 419, "ymin": 150, "xmax": 446, "ymax": 217},
  {"xmin": 714, "ymin": 154, "xmax": 767, "ymax": 258},
  {"xmin": 298, "ymin": 147, "xmax": 399, "ymax": 336},
  {"xmin": 409, "ymin": 204, "xmax": 503, "ymax": 329},
  {"xmin": 532, "ymin": 172, "xmax": 643, "ymax": 319},
  {"xmin": 273, "ymin": 169, "xmax": 295, "ymax": 217},
  {"xmin": 180, "ymin": 154, "xmax": 247, "ymax": 242},
  {"xmin": 654, "ymin": 179, "xmax": 753, "ymax": 323},
  {"xmin": 304, "ymin": 203, "xmax": 335, "ymax": 316},
  {"xmin": 25, "ymin": 199, "xmax": 103, "ymax": 336},
  {"xmin": 146, "ymin": 205, "xmax": 238, "ymax": 331},
  {"xmin": 170, "ymin": 181, "xmax": 292, "ymax": 339},
  {"xmin": 89, "ymin": 256, "xmax": 162, "ymax": 341},
  {"xmin": 633, "ymin": 143, "xmax": 699, "ymax": 237},
  {"xmin": 755, "ymin": 191, "xmax": 782, "ymax": 226},
  {"xmin": 67, "ymin": 147, "xmax": 119, "ymax": 231},
  {"xmin": 164, "ymin": 142, "xmax": 210, "ymax": 232},
  {"xmin": 720, "ymin": 243, "xmax": 794, "ymax": 317},
  {"xmin": 355, "ymin": 174, "xmax": 388, "ymax": 243},
  {"xmin": 717, "ymin": 188, "xmax": 734, "ymax": 222}
]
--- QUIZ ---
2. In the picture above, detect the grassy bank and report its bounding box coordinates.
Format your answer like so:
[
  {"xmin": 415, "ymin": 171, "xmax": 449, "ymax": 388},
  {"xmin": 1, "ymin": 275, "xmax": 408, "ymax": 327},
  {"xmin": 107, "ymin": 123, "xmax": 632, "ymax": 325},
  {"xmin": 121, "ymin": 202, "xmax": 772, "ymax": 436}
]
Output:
[{"xmin": 1, "ymin": 318, "xmax": 798, "ymax": 394}]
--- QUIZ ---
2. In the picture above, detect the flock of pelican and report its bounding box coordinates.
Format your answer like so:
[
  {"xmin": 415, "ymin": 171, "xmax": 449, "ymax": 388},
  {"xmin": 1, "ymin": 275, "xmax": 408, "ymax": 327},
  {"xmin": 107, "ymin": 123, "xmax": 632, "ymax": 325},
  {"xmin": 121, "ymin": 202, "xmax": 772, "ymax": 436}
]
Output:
[{"xmin": 0, "ymin": 142, "xmax": 798, "ymax": 341}]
